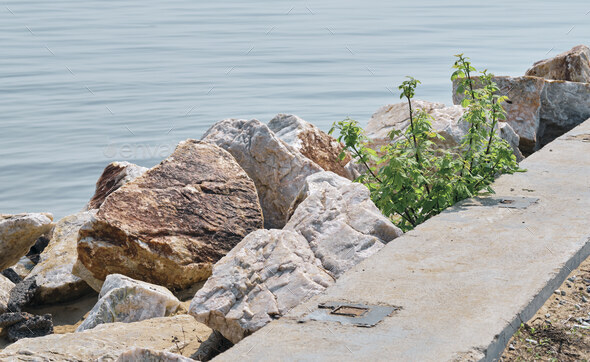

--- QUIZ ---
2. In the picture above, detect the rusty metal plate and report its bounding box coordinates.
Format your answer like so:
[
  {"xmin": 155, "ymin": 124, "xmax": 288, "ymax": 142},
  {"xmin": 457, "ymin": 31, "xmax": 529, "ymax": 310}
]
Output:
[
  {"xmin": 460, "ymin": 196, "xmax": 539, "ymax": 210},
  {"xmin": 301, "ymin": 302, "xmax": 400, "ymax": 327}
]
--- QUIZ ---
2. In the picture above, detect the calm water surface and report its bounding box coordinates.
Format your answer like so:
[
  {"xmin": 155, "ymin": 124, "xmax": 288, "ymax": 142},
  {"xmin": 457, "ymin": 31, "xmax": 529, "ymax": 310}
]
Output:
[{"xmin": 1, "ymin": 0, "xmax": 589, "ymax": 218}]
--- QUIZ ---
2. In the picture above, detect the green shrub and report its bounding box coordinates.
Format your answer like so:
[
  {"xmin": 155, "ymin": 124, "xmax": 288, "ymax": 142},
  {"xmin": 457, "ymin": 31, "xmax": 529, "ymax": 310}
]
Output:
[{"xmin": 330, "ymin": 55, "xmax": 522, "ymax": 231}]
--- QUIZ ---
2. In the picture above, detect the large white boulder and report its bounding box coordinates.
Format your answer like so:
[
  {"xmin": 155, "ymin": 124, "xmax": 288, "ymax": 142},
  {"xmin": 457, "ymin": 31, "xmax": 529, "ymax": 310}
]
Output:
[
  {"xmin": 0, "ymin": 213, "xmax": 54, "ymax": 271},
  {"xmin": 285, "ymin": 171, "xmax": 402, "ymax": 278},
  {"xmin": 77, "ymin": 274, "xmax": 181, "ymax": 331},
  {"xmin": 190, "ymin": 229, "xmax": 334, "ymax": 344},
  {"xmin": 190, "ymin": 172, "xmax": 403, "ymax": 344},
  {"xmin": 202, "ymin": 118, "xmax": 322, "ymax": 228}
]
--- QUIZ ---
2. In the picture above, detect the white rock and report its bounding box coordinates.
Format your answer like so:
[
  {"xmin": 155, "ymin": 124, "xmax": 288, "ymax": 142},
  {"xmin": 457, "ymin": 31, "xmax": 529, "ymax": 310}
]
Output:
[
  {"xmin": 367, "ymin": 100, "xmax": 523, "ymax": 161},
  {"xmin": 190, "ymin": 229, "xmax": 334, "ymax": 344},
  {"xmin": 286, "ymin": 171, "xmax": 403, "ymax": 278},
  {"xmin": 26, "ymin": 211, "xmax": 94, "ymax": 303},
  {"xmin": 0, "ymin": 315, "xmax": 210, "ymax": 361},
  {"xmin": 202, "ymin": 118, "xmax": 322, "ymax": 228},
  {"xmin": 0, "ymin": 213, "xmax": 54, "ymax": 271},
  {"xmin": 77, "ymin": 273, "xmax": 181, "ymax": 331},
  {"xmin": 117, "ymin": 348, "xmax": 195, "ymax": 362},
  {"xmin": 0, "ymin": 274, "xmax": 15, "ymax": 314},
  {"xmin": 190, "ymin": 172, "xmax": 402, "ymax": 344},
  {"xmin": 268, "ymin": 113, "xmax": 356, "ymax": 180}
]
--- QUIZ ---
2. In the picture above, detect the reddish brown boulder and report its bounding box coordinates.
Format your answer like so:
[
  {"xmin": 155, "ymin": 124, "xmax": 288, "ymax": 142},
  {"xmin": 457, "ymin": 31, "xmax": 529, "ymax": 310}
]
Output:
[
  {"xmin": 525, "ymin": 45, "xmax": 590, "ymax": 83},
  {"xmin": 268, "ymin": 114, "xmax": 354, "ymax": 179},
  {"xmin": 86, "ymin": 162, "xmax": 148, "ymax": 210},
  {"xmin": 74, "ymin": 140, "xmax": 263, "ymax": 291}
]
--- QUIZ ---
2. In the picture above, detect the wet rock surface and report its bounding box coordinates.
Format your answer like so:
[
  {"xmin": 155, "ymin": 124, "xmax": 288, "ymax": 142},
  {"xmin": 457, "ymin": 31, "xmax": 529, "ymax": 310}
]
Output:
[
  {"xmin": 77, "ymin": 274, "xmax": 181, "ymax": 331},
  {"xmin": 202, "ymin": 118, "xmax": 322, "ymax": 228},
  {"xmin": 0, "ymin": 213, "xmax": 54, "ymax": 271},
  {"xmin": 75, "ymin": 140, "xmax": 263, "ymax": 291}
]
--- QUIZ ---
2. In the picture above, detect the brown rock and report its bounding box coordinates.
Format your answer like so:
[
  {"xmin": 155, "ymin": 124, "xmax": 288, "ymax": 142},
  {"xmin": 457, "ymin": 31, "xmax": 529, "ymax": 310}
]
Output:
[
  {"xmin": 86, "ymin": 161, "xmax": 148, "ymax": 210},
  {"xmin": 453, "ymin": 76, "xmax": 545, "ymax": 154},
  {"xmin": 75, "ymin": 140, "xmax": 263, "ymax": 291},
  {"xmin": 268, "ymin": 114, "xmax": 354, "ymax": 179},
  {"xmin": 525, "ymin": 45, "xmax": 590, "ymax": 83}
]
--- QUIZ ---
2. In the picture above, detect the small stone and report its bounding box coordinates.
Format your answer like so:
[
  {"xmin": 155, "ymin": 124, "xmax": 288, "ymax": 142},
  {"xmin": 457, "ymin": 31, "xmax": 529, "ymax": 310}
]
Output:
[
  {"xmin": 575, "ymin": 304, "xmax": 581, "ymax": 310},
  {"xmin": 566, "ymin": 283, "xmax": 572, "ymax": 288},
  {"xmin": 77, "ymin": 274, "xmax": 181, "ymax": 331},
  {"xmin": 561, "ymin": 290, "xmax": 567, "ymax": 296},
  {"xmin": 545, "ymin": 319, "xmax": 551, "ymax": 324},
  {"xmin": 508, "ymin": 344, "xmax": 515, "ymax": 351},
  {"xmin": 559, "ymin": 300, "xmax": 566, "ymax": 305},
  {"xmin": 525, "ymin": 338, "xmax": 538, "ymax": 345},
  {"xmin": 545, "ymin": 313, "xmax": 551, "ymax": 318},
  {"xmin": 554, "ymin": 289, "xmax": 561, "ymax": 295},
  {"xmin": 568, "ymin": 276, "xmax": 576, "ymax": 282},
  {"xmin": 587, "ymin": 286, "xmax": 590, "ymax": 293},
  {"xmin": 582, "ymin": 296, "xmax": 588, "ymax": 303}
]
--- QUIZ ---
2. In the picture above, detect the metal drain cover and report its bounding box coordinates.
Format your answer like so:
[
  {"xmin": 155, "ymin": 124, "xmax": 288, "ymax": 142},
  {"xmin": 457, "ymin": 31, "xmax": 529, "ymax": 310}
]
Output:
[{"xmin": 301, "ymin": 302, "xmax": 400, "ymax": 327}]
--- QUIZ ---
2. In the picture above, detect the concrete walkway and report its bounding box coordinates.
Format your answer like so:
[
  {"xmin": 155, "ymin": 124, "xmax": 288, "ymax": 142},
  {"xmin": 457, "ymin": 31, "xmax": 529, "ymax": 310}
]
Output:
[{"xmin": 216, "ymin": 120, "xmax": 590, "ymax": 361}]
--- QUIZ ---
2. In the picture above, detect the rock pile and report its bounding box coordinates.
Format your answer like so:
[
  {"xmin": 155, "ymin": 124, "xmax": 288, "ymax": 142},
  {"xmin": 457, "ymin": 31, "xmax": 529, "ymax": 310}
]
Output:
[
  {"xmin": 189, "ymin": 171, "xmax": 402, "ymax": 343},
  {"xmin": 2, "ymin": 46, "xmax": 590, "ymax": 360},
  {"xmin": 452, "ymin": 45, "xmax": 590, "ymax": 153}
]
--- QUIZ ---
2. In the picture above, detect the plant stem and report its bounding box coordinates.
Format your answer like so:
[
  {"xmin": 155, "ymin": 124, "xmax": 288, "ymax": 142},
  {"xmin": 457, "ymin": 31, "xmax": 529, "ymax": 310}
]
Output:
[
  {"xmin": 406, "ymin": 96, "xmax": 431, "ymax": 195},
  {"xmin": 350, "ymin": 145, "xmax": 382, "ymax": 183}
]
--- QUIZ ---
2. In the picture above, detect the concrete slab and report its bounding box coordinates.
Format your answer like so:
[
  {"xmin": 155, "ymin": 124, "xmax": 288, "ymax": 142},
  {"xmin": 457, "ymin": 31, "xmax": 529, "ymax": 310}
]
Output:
[{"xmin": 214, "ymin": 120, "xmax": 590, "ymax": 361}]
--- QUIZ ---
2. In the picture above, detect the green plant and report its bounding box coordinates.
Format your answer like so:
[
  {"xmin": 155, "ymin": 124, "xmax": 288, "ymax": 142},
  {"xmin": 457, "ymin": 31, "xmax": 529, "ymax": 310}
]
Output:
[{"xmin": 330, "ymin": 55, "xmax": 522, "ymax": 231}]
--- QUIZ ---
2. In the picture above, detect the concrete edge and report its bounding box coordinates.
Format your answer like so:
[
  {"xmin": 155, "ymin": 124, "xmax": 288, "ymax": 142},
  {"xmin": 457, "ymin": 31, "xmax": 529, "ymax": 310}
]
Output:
[{"xmin": 486, "ymin": 234, "xmax": 590, "ymax": 361}]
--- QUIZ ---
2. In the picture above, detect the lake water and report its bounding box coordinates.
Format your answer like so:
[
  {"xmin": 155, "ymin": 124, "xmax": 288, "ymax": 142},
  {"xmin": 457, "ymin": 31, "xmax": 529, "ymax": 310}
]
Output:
[{"xmin": 1, "ymin": 0, "xmax": 589, "ymax": 218}]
